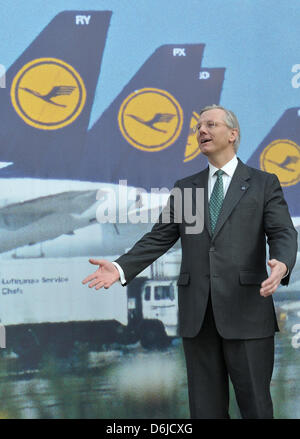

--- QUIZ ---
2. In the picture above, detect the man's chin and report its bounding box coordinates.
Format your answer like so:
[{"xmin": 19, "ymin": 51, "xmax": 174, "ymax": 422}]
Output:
[
  {"xmin": 199, "ymin": 147, "xmax": 211, "ymax": 156},
  {"xmin": 199, "ymin": 142, "xmax": 214, "ymax": 155}
]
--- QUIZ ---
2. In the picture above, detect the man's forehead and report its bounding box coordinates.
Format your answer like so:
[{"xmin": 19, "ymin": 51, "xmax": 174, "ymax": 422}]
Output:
[{"xmin": 198, "ymin": 108, "xmax": 225, "ymax": 121}]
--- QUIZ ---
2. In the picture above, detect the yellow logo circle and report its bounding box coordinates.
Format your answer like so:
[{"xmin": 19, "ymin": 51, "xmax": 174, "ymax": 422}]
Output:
[
  {"xmin": 11, "ymin": 58, "xmax": 86, "ymax": 130},
  {"xmin": 260, "ymin": 139, "xmax": 300, "ymax": 186},
  {"xmin": 184, "ymin": 111, "xmax": 201, "ymax": 162},
  {"xmin": 118, "ymin": 88, "xmax": 183, "ymax": 151}
]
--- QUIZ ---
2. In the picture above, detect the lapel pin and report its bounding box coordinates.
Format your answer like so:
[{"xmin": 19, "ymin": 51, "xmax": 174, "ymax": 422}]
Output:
[{"xmin": 241, "ymin": 186, "xmax": 246, "ymax": 191}]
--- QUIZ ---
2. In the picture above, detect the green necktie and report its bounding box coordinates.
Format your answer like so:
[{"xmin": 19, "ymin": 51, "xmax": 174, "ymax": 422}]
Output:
[{"xmin": 209, "ymin": 169, "xmax": 224, "ymax": 233}]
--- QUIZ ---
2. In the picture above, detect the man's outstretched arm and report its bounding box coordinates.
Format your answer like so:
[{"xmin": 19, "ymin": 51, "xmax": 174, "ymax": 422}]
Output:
[{"xmin": 82, "ymin": 183, "xmax": 181, "ymax": 289}]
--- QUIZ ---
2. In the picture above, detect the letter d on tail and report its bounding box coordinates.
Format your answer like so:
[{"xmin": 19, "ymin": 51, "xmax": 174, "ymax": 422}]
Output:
[{"xmin": 0, "ymin": 324, "xmax": 6, "ymax": 348}]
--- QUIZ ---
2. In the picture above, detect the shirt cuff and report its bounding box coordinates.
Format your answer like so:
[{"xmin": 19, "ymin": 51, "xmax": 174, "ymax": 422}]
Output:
[
  {"xmin": 282, "ymin": 268, "xmax": 289, "ymax": 279},
  {"xmin": 112, "ymin": 262, "xmax": 127, "ymax": 286}
]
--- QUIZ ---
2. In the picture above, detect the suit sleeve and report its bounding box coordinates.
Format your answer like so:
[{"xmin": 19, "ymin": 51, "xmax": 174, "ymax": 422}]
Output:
[
  {"xmin": 114, "ymin": 183, "xmax": 181, "ymax": 284},
  {"xmin": 263, "ymin": 173, "xmax": 298, "ymax": 285}
]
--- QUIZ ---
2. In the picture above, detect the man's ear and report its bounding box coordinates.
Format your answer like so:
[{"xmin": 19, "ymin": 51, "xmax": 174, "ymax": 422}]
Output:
[{"xmin": 229, "ymin": 128, "xmax": 238, "ymax": 144}]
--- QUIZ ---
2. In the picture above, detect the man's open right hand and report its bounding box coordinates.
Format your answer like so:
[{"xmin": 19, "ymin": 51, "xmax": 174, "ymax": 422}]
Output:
[{"xmin": 82, "ymin": 259, "xmax": 120, "ymax": 290}]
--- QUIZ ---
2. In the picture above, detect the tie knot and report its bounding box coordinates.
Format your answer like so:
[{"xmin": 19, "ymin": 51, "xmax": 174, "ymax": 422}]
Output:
[{"xmin": 215, "ymin": 169, "xmax": 224, "ymax": 178}]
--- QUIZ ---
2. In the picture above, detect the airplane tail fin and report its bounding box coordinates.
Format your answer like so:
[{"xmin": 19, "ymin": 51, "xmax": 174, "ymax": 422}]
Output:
[
  {"xmin": 0, "ymin": 10, "xmax": 112, "ymax": 179},
  {"xmin": 80, "ymin": 44, "xmax": 225, "ymax": 189},
  {"xmin": 247, "ymin": 108, "xmax": 300, "ymax": 216}
]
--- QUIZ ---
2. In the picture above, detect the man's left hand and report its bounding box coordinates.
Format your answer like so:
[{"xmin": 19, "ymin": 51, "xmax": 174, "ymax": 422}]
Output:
[{"xmin": 260, "ymin": 259, "xmax": 287, "ymax": 297}]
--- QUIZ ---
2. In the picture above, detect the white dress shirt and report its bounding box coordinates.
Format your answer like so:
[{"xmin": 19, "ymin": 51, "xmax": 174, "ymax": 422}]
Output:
[{"xmin": 208, "ymin": 155, "xmax": 238, "ymax": 200}]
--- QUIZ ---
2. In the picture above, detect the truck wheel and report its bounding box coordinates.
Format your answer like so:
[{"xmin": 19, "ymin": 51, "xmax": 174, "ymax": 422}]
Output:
[{"xmin": 140, "ymin": 321, "xmax": 170, "ymax": 349}]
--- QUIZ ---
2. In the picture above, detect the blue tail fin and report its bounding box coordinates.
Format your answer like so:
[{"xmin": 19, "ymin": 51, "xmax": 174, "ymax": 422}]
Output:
[
  {"xmin": 247, "ymin": 108, "xmax": 300, "ymax": 216},
  {"xmin": 0, "ymin": 11, "xmax": 111, "ymax": 178},
  {"xmin": 79, "ymin": 44, "xmax": 225, "ymax": 189}
]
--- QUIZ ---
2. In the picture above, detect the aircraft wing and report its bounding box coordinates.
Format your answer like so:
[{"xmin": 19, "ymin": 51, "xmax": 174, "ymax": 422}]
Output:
[
  {"xmin": 0, "ymin": 187, "xmax": 172, "ymax": 255},
  {"xmin": 0, "ymin": 190, "xmax": 100, "ymax": 229},
  {"xmin": 0, "ymin": 189, "xmax": 107, "ymax": 253}
]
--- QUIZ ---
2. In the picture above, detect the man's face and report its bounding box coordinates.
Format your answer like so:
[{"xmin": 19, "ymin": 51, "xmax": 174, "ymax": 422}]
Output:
[{"xmin": 196, "ymin": 109, "xmax": 238, "ymax": 157}]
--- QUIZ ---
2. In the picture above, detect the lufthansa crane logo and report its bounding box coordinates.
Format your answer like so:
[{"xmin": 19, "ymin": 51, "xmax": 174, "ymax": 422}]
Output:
[
  {"xmin": 118, "ymin": 88, "xmax": 183, "ymax": 151},
  {"xmin": 184, "ymin": 111, "xmax": 201, "ymax": 162},
  {"xmin": 260, "ymin": 139, "xmax": 300, "ymax": 186},
  {"xmin": 11, "ymin": 58, "xmax": 86, "ymax": 130}
]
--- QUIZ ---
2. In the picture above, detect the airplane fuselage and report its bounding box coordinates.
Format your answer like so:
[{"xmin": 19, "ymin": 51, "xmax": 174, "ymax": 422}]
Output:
[{"xmin": 0, "ymin": 178, "xmax": 169, "ymax": 258}]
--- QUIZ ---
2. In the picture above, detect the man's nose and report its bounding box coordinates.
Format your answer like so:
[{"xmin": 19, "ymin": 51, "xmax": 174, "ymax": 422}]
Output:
[{"xmin": 199, "ymin": 123, "xmax": 208, "ymax": 135}]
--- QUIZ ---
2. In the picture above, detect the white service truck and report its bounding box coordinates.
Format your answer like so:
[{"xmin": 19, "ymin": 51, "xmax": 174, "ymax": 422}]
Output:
[{"xmin": 0, "ymin": 252, "xmax": 180, "ymax": 364}]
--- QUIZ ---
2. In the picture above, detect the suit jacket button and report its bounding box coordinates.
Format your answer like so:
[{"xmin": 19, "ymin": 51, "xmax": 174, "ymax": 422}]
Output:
[{"xmin": 209, "ymin": 247, "xmax": 216, "ymax": 252}]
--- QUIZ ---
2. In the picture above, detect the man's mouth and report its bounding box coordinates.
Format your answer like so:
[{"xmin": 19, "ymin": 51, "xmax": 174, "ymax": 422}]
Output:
[{"xmin": 200, "ymin": 138, "xmax": 212, "ymax": 144}]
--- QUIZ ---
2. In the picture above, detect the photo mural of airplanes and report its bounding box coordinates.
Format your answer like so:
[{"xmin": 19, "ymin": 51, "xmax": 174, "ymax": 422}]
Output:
[
  {"xmin": 0, "ymin": 10, "xmax": 226, "ymax": 257},
  {"xmin": 0, "ymin": 9, "xmax": 298, "ymax": 265},
  {"xmin": 80, "ymin": 44, "xmax": 224, "ymax": 190},
  {"xmin": 0, "ymin": 10, "xmax": 111, "ymax": 177},
  {"xmin": 0, "ymin": 10, "xmax": 118, "ymax": 256},
  {"xmin": 246, "ymin": 107, "xmax": 300, "ymax": 218}
]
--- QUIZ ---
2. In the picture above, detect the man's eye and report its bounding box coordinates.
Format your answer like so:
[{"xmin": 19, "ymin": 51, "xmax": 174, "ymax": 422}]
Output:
[{"xmin": 207, "ymin": 122, "xmax": 215, "ymax": 128}]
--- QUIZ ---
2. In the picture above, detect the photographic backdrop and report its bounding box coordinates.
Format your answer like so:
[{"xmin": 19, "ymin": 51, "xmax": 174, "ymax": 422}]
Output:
[{"xmin": 0, "ymin": 0, "xmax": 299, "ymax": 419}]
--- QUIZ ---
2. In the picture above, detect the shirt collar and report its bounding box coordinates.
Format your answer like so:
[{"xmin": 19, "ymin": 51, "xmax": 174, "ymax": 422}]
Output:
[{"xmin": 208, "ymin": 155, "xmax": 238, "ymax": 179}]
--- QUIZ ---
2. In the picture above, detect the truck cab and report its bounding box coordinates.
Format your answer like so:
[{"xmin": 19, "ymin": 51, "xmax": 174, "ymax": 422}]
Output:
[{"xmin": 139, "ymin": 279, "xmax": 178, "ymax": 348}]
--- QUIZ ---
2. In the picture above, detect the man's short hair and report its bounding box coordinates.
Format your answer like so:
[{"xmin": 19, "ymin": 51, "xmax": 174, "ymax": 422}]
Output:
[{"xmin": 199, "ymin": 105, "xmax": 241, "ymax": 152}]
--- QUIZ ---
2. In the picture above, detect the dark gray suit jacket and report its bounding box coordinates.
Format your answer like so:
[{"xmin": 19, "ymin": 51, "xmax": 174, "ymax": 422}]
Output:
[{"xmin": 116, "ymin": 159, "xmax": 298, "ymax": 339}]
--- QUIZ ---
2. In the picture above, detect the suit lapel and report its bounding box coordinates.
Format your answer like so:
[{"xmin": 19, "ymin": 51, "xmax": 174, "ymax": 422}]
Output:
[
  {"xmin": 212, "ymin": 159, "xmax": 251, "ymax": 240},
  {"xmin": 192, "ymin": 167, "xmax": 211, "ymax": 237}
]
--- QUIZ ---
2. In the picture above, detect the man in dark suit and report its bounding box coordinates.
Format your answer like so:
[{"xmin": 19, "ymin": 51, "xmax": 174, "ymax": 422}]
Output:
[{"xmin": 83, "ymin": 105, "xmax": 298, "ymax": 419}]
